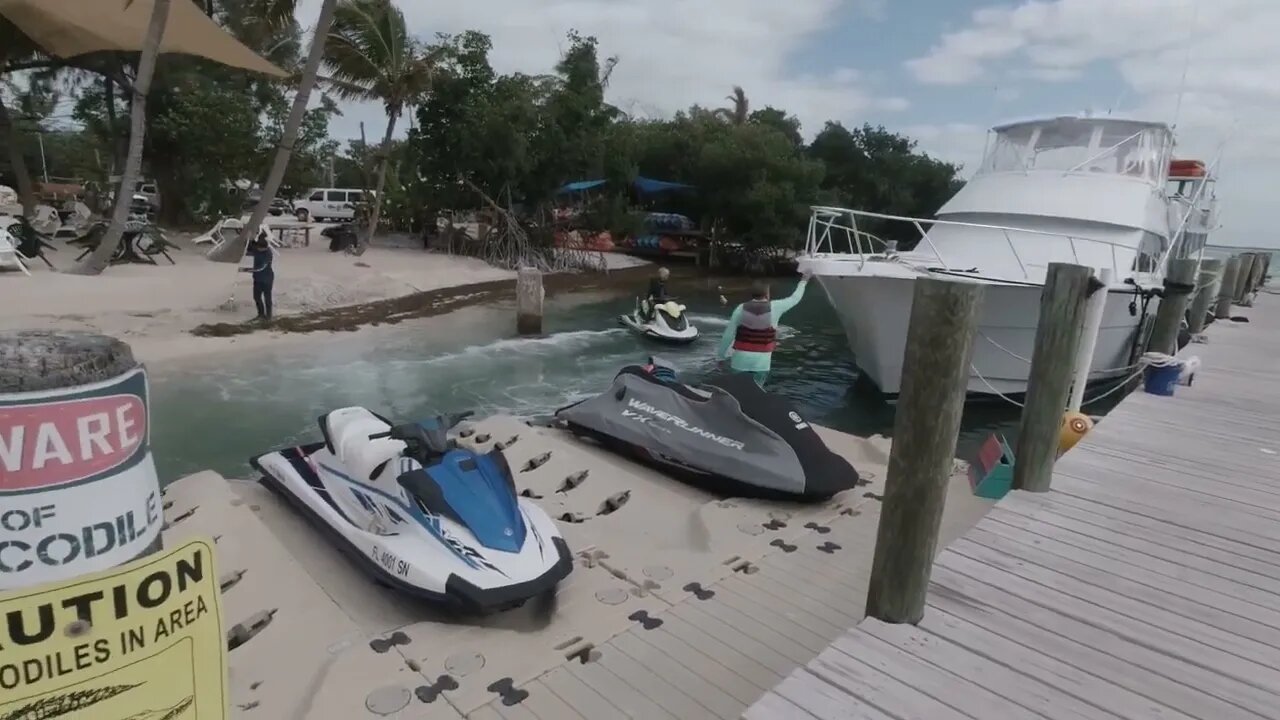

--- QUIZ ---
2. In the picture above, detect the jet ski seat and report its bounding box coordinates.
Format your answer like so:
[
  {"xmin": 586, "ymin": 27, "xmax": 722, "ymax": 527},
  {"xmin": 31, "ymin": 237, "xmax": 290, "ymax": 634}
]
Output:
[{"xmin": 321, "ymin": 407, "xmax": 406, "ymax": 481}]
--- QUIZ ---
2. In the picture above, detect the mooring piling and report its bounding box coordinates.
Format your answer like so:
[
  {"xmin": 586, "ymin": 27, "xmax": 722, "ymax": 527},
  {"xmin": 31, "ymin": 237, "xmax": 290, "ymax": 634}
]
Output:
[
  {"xmin": 516, "ymin": 266, "xmax": 544, "ymax": 335},
  {"xmin": 865, "ymin": 276, "xmax": 983, "ymax": 625},
  {"xmin": 1187, "ymin": 258, "xmax": 1223, "ymax": 334},
  {"xmin": 1014, "ymin": 263, "xmax": 1094, "ymax": 493}
]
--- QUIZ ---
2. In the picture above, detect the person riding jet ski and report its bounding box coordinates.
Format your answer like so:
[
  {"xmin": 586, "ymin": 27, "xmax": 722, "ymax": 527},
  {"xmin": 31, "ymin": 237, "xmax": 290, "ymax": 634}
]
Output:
[
  {"xmin": 619, "ymin": 267, "xmax": 699, "ymax": 344},
  {"xmin": 643, "ymin": 267, "xmax": 671, "ymax": 321},
  {"xmin": 556, "ymin": 358, "xmax": 859, "ymax": 500},
  {"xmin": 250, "ymin": 407, "xmax": 572, "ymax": 613}
]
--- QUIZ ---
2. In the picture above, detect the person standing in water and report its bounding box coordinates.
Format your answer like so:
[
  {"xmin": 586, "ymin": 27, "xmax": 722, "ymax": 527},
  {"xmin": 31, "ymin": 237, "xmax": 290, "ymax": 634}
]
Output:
[
  {"xmin": 716, "ymin": 271, "xmax": 811, "ymax": 387},
  {"xmin": 240, "ymin": 231, "xmax": 275, "ymax": 321}
]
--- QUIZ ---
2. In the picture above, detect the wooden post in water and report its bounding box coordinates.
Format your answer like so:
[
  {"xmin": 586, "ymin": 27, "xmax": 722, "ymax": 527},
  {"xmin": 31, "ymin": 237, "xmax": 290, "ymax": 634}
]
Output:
[
  {"xmin": 1215, "ymin": 255, "xmax": 1241, "ymax": 319},
  {"xmin": 1147, "ymin": 258, "xmax": 1198, "ymax": 355},
  {"xmin": 866, "ymin": 277, "xmax": 982, "ymax": 625},
  {"xmin": 1013, "ymin": 263, "xmax": 1093, "ymax": 493},
  {"xmin": 1233, "ymin": 253, "xmax": 1257, "ymax": 304},
  {"xmin": 516, "ymin": 266, "xmax": 544, "ymax": 335},
  {"xmin": 1187, "ymin": 258, "xmax": 1222, "ymax": 334}
]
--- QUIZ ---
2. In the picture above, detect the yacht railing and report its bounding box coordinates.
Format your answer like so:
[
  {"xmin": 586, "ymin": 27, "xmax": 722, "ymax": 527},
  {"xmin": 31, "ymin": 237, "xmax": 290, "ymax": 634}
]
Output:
[{"xmin": 805, "ymin": 205, "xmax": 1142, "ymax": 282}]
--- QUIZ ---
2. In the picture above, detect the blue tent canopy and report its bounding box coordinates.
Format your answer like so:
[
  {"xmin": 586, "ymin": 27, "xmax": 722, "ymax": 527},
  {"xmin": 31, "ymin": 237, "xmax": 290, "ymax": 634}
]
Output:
[
  {"xmin": 633, "ymin": 176, "xmax": 694, "ymax": 194},
  {"xmin": 556, "ymin": 177, "xmax": 696, "ymax": 195},
  {"xmin": 557, "ymin": 179, "xmax": 607, "ymax": 194}
]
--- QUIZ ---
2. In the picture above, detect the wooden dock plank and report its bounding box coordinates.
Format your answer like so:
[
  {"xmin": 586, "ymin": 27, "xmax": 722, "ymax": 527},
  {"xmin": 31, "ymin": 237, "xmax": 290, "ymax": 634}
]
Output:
[
  {"xmin": 977, "ymin": 515, "xmax": 1280, "ymax": 628},
  {"xmin": 928, "ymin": 564, "xmax": 1279, "ymax": 719},
  {"xmin": 803, "ymin": 643, "xmax": 978, "ymax": 720},
  {"xmin": 746, "ymin": 297, "xmax": 1280, "ymax": 719},
  {"xmin": 991, "ymin": 496, "xmax": 1280, "ymax": 598},
  {"xmin": 769, "ymin": 670, "xmax": 890, "ymax": 720},
  {"xmin": 944, "ymin": 542, "xmax": 1280, "ymax": 679}
]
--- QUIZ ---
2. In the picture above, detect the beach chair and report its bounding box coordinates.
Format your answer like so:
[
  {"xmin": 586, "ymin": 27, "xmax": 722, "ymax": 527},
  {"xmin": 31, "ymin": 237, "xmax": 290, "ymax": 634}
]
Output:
[{"xmin": 0, "ymin": 227, "xmax": 32, "ymax": 275}]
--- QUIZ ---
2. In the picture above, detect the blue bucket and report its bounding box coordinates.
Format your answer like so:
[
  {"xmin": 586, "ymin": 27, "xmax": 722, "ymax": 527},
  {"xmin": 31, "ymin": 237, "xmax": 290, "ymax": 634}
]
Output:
[{"xmin": 1143, "ymin": 363, "xmax": 1182, "ymax": 396}]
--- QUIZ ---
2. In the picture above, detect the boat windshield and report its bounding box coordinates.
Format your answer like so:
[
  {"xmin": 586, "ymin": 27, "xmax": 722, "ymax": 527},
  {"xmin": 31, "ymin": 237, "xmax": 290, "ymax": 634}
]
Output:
[{"xmin": 979, "ymin": 118, "xmax": 1172, "ymax": 184}]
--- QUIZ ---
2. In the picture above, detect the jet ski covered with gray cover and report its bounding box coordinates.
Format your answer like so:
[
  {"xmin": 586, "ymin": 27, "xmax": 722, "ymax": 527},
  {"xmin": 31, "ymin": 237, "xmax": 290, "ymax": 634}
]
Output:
[{"xmin": 555, "ymin": 365, "xmax": 859, "ymax": 500}]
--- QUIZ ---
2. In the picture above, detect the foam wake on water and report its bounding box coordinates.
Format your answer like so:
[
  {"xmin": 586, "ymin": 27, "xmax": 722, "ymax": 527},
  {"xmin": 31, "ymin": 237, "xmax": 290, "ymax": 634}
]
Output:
[{"xmin": 404, "ymin": 328, "xmax": 629, "ymax": 367}]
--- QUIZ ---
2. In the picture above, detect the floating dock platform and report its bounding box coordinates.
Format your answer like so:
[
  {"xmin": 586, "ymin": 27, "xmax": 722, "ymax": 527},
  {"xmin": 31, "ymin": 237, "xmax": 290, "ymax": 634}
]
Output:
[
  {"xmin": 747, "ymin": 293, "xmax": 1280, "ymax": 719},
  {"xmin": 162, "ymin": 416, "xmax": 994, "ymax": 718}
]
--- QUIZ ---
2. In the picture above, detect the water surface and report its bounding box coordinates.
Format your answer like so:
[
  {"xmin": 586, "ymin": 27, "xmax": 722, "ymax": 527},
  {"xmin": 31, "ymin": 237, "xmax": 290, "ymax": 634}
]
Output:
[{"xmin": 150, "ymin": 280, "xmax": 1042, "ymax": 481}]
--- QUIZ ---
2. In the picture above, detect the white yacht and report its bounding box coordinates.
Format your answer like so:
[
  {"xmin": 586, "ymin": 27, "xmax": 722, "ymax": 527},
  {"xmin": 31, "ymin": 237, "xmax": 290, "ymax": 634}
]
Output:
[{"xmin": 801, "ymin": 114, "xmax": 1211, "ymax": 398}]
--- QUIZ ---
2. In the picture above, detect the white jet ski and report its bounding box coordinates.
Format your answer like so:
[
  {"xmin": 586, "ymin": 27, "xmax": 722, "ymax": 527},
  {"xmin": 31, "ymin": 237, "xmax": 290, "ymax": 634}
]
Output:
[
  {"xmin": 250, "ymin": 407, "xmax": 572, "ymax": 613},
  {"xmin": 619, "ymin": 297, "xmax": 700, "ymax": 344}
]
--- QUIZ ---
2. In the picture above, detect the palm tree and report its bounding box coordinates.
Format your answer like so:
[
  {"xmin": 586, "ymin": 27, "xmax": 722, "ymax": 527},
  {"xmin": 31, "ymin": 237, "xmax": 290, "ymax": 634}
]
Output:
[
  {"xmin": 0, "ymin": 18, "xmax": 45, "ymax": 220},
  {"xmin": 207, "ymin": 0, "xmax": 340, "ymax": 263},
  {"xmin": 70, "ymin": 0, "xmax": 173, "ymax": 275},
  {"xmin": 324, "ymin": 0, "xmax": 438, "ymax": 248},
  {"xmin": 714, "ymin": 85, "xmax": 750, "ymax": 125}
]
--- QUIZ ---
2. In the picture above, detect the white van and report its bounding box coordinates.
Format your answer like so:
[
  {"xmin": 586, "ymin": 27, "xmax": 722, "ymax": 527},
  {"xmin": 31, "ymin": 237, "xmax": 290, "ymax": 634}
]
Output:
[{"xmin": 294, "ymin": 188, "xmax": 373, "ymax": 222}]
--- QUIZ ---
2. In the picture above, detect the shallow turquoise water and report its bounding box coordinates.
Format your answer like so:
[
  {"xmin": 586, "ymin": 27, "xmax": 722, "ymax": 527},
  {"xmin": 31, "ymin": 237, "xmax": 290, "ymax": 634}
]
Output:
[{"xmin": 148, "ymin": 281, "xmax": 1027, "ymax": 481}]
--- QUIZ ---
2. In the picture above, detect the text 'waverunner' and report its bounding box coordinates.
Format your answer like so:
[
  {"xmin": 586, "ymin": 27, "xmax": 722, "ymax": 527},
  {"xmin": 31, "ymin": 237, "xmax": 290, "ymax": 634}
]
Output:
[
  {"xmin": 619, "ymin": 297, "xmax": 699, "ymax": 344},
  {"xmin": 556, "ymin": 361, "xmax": 860, "ymax": 501},
  {"xmin": 250, "ymin": 407, "xmax": 572, "ymax": 613}
]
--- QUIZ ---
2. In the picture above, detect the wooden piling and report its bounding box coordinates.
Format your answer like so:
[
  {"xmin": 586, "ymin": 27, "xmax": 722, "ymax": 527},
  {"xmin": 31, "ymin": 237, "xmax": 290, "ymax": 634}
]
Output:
[
  {"xmin": 1147, "ymin": 258, "xmax": 1198, "ymax": 355},
  {"xmin": 866, "ymin": 277, "xmax": 983, "ymax": 625},
  {"xmin": 1186, "ymin": 258, "xmax": 1222, "ymax": 334},
  {"xmin": 516, "ymin": 266, "xmax": 544, "ymax": 335},
  {"xmin": 1013, "ymin": 263, "xmax": 1094, "ymax": 493},
  {"xmin": 1233, "ymin": 253, "xmax": 1257, "ymax": 304},
  {"xmin": 1244, "ymin": 254, "xmax": 1267, "ymax": 304},
  {"xmin": 1215, "ymin": 256, "xmax": 1241, "ymax": 319}
]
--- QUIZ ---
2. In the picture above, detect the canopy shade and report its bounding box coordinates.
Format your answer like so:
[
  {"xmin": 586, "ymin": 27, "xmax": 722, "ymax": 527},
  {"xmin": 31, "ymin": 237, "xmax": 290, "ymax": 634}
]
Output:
[{"xmin": 0, "ymin": 0, "xmax": 287, "ymax": 77}]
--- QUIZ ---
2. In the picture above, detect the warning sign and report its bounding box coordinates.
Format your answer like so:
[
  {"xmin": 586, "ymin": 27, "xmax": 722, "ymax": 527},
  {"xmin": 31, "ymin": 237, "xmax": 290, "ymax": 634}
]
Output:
[
  {"xmin": 1, "ymin": 366, "xmax": 163, "ymax": 590},
  {"xmin": 0, "ymin": 538, "xmax": 227, "ymax": 719}
]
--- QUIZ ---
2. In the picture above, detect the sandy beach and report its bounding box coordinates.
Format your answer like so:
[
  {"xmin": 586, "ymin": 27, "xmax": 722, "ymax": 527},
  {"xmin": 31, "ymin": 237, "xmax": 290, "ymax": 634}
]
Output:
[{"xmin": 0, "ymin": 227, "xmax": 649, "ymax": 365}]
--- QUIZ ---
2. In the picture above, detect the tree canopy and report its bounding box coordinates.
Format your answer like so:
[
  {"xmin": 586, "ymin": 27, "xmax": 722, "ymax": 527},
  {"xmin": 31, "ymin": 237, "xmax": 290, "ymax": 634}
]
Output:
[{"xmin": 2, "ymin": 10, "xmax": 965, "ymax": 254}]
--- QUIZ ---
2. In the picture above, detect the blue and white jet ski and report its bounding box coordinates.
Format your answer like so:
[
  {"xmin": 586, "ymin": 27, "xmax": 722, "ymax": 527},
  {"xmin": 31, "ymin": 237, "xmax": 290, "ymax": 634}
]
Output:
[{"xmin": 250, "ymin": 407, "xmax": 572, "ymax": 613}]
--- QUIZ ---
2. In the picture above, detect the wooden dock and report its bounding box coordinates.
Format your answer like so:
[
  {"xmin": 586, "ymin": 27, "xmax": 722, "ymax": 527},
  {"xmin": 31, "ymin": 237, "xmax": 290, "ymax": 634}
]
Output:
[{"xmin": 746, "ymin": 292, "xmax": 1280, "ymax": 720}]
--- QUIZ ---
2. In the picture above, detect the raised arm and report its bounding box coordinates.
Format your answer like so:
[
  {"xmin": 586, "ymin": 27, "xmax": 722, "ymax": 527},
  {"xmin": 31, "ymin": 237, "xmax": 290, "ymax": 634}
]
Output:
[
  {"xmin": 769, "ymin": 277, "xmax": 811, "ymax": 319},
  {"xmin": 716, "ymin": 305, "xmax": 743, "ymax": 360}
]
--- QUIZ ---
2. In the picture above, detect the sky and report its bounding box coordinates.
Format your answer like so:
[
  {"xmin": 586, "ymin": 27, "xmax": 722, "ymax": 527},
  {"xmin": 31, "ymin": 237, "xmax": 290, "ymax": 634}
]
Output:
[{"xmin": 300, "ymin": 0, "xmax": 1280, "ymax": 249}]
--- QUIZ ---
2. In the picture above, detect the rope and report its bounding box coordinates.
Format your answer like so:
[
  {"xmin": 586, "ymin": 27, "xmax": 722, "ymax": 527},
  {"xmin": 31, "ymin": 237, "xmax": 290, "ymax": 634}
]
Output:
[
  {"xmin": 971, "ymin": 352, "xmax": 1179, "ymax": 411},
  {"xmin": 977, "ymin": 331, "xmax": 1032, "ymax": 364}
]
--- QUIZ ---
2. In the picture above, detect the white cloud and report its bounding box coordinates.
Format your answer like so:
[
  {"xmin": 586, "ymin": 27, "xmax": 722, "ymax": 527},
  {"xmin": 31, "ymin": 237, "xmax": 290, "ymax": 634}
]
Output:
[
  {"xmin": 296, "ymin": 0, "xmax": 904, "ymax": 143},
  {"xmin": 900, "ymin": 122, "xmax": 988, "ymax": 172},
  {"xmin": 905, "ymin": 0, "xmax": 1280, "ymax": 248}
]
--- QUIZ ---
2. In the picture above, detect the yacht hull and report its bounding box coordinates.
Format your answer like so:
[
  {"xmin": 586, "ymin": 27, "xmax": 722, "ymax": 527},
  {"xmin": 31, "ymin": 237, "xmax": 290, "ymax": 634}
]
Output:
[{"xmin": 816, "ymin": 274, "xmax": 1153, "ymax": 398}]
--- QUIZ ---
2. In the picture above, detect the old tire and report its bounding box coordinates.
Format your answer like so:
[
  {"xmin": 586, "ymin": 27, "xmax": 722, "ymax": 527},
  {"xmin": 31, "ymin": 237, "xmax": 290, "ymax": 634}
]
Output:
[
  {"xmin": 295, "ymin": 207, "xmax": 310, "ymax": 222},
  {"xmin": 0, "ymin": 330, "xmax": 138, "ymax": 394}
]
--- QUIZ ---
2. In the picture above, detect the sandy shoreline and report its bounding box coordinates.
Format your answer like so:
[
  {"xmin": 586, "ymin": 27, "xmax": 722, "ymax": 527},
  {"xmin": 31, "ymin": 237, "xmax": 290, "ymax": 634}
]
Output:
[{"xmin": 1, "ymin": 229, "xmax": 651, "ymax": 366}]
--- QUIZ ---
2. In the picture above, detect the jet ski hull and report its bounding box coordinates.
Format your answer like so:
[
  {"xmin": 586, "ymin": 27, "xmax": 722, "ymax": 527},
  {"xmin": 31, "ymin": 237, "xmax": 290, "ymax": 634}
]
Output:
[
  {"xmin": 618, "ymin": 313, "xmax": 700, "ymax": 345},
  {"xmin": 556, "ymin": 367, "xmax": 859, "ymax": 500},
  {"xmin": 250, "ymin": 442, "xmax": 572, "ymax": 613}
]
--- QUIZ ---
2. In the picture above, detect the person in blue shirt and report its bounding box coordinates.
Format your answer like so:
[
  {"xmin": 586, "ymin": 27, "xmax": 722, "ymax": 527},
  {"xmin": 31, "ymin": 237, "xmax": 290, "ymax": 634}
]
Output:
[
  {"xmin": 239, "ymin": 233, "xmax": 275, "ymax": 321},
  {"xmin": 716, "ymin": 272, "xmax": 811, "ymax": 387}
]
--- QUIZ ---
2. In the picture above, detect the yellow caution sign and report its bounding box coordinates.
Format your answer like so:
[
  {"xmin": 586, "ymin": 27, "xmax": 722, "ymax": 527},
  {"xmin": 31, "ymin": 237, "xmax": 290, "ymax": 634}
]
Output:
[{"xmin": 0, "ymin": 538, "xmax": 227, "ymax": 719}]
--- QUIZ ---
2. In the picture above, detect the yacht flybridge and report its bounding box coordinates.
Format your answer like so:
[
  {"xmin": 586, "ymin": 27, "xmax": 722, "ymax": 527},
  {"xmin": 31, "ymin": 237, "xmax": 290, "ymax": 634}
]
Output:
[{"xmin": 801, "ymin": 114, "xmax": 1217, "ymax": 398}]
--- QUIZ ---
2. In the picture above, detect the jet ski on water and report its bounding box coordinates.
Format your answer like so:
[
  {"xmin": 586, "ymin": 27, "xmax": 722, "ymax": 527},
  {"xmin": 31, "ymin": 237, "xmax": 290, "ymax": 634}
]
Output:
[
  {"xmin": 555, "ymin": 359, "xmax": 859, "ymax": 500},
  {"xmin": 619, "ymin": 297, "xmax": 699, "ymax": 344},
  {"xmin": 250, "ymin": 408, "xmax": 572, "ymax": 613}
]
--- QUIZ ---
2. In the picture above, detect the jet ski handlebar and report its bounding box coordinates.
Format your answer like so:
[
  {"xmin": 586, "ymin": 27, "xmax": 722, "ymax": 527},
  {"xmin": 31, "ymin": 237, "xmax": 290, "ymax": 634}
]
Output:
[{"xmin": 366, "ymin": 411, "xmax": 475, "ymax": 440}]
